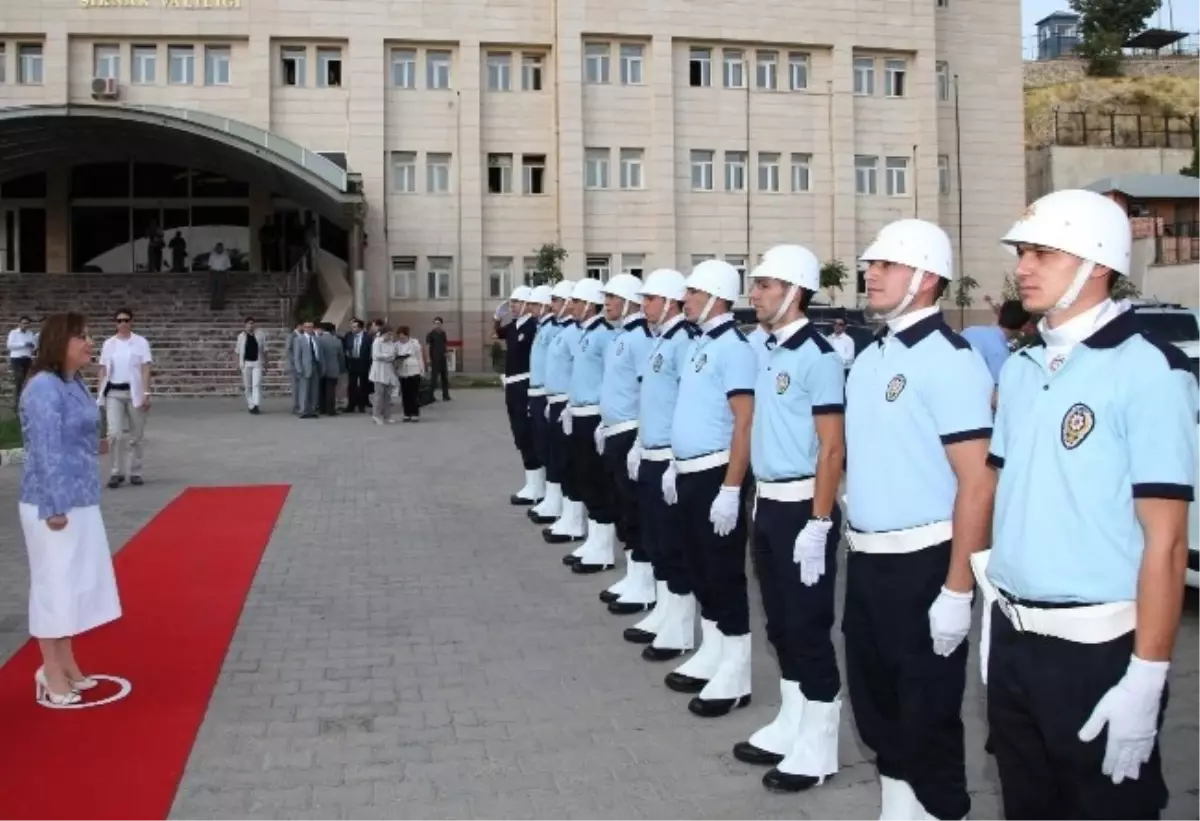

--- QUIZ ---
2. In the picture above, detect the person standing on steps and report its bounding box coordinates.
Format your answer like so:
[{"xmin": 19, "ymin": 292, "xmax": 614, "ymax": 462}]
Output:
[
  {"xmin": 97, "ymin": 308, "xmax": 153, "ymax": 490},
  {"xmin": 623, "ymin": 269, "xmax": 700, "ymax": 661},
  {"xmin": 524, "ymin": 285, "xmax": 558, "ymax": 521},
  {"xmin": 560, "ymin": 277, "xmax": 618, "ymax": 572},
  {"xmin": 539, "ymin": 281, "xmax": 587, "ymax": 543},
  {"xmin": 733, "ymin": 245, "xmax": 847, "ymax": 794},
  {"xmin": 425, "ymin": 316, "xmax": 452, "ymax": 402},
  {"xmin": 982, "ymin": 190, "xmax": 1197, "ymax": 821},
  {"xmin": 504, "ymin": 286, "xmax": 545, "ymax": 507},
  {"xmin": 842, "ymin": 219, "xmax": 995, "ymax": 821},
  {"xmin": 592, "ymin": 273, "xmax": 656, "ymax": 611},
  {"xmin": 661, "ymin": 259, "xmax": 757, "ymax": 719}
]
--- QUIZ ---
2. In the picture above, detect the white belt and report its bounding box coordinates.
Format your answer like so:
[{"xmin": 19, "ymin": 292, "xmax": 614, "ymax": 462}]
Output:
[
  {"xmin": 755, "ymin": 478, "xmax": 815, "ymax": 503},
  {"xmin": 845, "ymin": 519, "xmax": 952, "ymax": 554},
  {"xmin": 503, "ymin": 373, "xmax": 530, "ymax": 385},
  {"xmin": 604, "ymin": 420, "xmax": 639, "ymax": 437},
  {"xmin": 641, "ymin": 447, "xmax": 673, "ymax": 462},
  {"xmin": 548, "ymin": 393, "xmax": 568, "ymax": 404},
  {"xmin": 675, "ymin": 450, "xmax": 730, "ymax": 475},
  {"xmin": 569, "ymin": 404, "xmax": 600, "ymax": 417},
  {"xmin": 527, "ymin": 387, "xmax": 547, "ymax": 397}
]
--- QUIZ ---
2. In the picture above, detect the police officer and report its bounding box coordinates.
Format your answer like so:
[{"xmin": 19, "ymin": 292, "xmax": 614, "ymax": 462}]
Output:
[
  {"xmin": 524, "ymin": 284, "xmax": 559, "ymax": 522},
  {"xmin": 561, "ymin": 278, "xmax": 618, "ymax": 571},
  {"xmin": 623, "ymin": 269, "xmax": 701, "ymax": 659},
  {"xmin": 981, "ymin": 189, "xmax": 1198, "ymax": 820},
  {"xmin": 593, "ymin": 273, "xmax": 658, "ymax": 609},
  {"xmin": 661, "ymin": 259, "xmax": 758, "ymax": 718},
  {"xmin": 732, "ymin": 245, "xmax": 846, "ymax": 794},
  {"xmin": 543, "ymin": 283, "xmax": 588, "ymax": 545},
  {"xmin": 504, "ymin": 286, "xmax": 545, "ymax": 506},
  {"xmin": 843, "ymin": 219, "xmax": 995, "ymax": 820}
]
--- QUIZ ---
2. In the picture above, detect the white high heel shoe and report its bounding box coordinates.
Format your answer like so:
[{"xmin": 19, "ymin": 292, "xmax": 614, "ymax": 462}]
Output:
[
  {"xmin": 37, "ymin": 665, "xmax": 96, "ymax": 691},
  {"xmin": 35, "ymin": 668, "xmax": 81, "ymax": 707}
]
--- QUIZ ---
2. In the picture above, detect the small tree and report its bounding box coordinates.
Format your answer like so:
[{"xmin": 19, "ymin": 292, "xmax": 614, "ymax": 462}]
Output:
[
  {"xmin": 1111, "ymin": 276, "xmax": 1141, "ymax": 301},
  {"xmin": 1068, "ymin": 0, "xmax": 1161, "ymax": 77},
  {"xmin": 819, "ymin": 259, "xmax": 848, "ymax": 303},
  {"xmin": 954, "ymin": 273, "xmax": 980, "ymax": 326},
  {"xmin": 1001, "ymin": 271, "xmax": 1021, "ymax": 302},
  {"xmin": 529, "ymin": 242, "xmax": 567, "ymax": 286}
]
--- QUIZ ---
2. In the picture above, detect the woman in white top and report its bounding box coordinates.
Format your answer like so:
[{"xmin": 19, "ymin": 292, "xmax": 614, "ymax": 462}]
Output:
[
  {"xmin": 368, "ymin": 324, "xmax": 399, "ymax": 424},
  {"xmin": 393, "ymin": 326, "xmax": 425, "ymax": 422}
]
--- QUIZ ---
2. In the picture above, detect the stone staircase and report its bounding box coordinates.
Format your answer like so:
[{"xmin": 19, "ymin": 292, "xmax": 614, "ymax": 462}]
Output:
[{"xmin": 0, "ymin": 272, "xmax": 296, "ymax": 404}]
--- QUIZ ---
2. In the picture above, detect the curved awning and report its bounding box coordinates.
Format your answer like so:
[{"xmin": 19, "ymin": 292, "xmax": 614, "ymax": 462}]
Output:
[{"xmin": 0, "ymin": 104, "xmax": 364, "ymax": 225}]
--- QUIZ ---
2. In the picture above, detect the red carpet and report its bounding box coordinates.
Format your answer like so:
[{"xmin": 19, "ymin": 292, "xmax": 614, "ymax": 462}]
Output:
[{"xmin": 0, "ymin": 485, "xmax": 290, "ymax": 820}]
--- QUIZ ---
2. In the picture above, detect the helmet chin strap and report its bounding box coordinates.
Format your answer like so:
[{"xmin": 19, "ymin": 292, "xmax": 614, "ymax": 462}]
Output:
[
  {"xmin": 873, "ymin": 269, "xmax": 927, "ymax": 323},
  {"xmin": 1049, "ymin": 260, "xmax": 1096, "ymax": 315},
  {"xmin": 698, "ymin": 295, "xmax": 718, "ymax": 325},
  {"xmin": 769, "ymin": 284, "xmax": 799, "ymax": 328}
]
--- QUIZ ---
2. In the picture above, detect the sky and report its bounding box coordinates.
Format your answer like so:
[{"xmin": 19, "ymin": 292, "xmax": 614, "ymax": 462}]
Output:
[{"xmin": 1022, "ymin": 0, "xmax": 1200, "ymax": 37}]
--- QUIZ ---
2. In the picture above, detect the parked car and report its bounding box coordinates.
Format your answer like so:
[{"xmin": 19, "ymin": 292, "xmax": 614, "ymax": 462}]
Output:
[{"xmin": 1128, "ymin": 301, "xmax": 1199, "ymax": 358}]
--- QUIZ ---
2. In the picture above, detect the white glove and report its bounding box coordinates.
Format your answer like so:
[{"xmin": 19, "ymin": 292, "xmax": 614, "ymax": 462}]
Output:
[
  {"xmin": 594, "ymin": 426, "xmax": 606, "ymax": 455},
  {"xmin": 792, "ymin": 518, "xmax": 833, "ymax": 586},
  {"xmin": 1078, "ymin": 655, "xmax": 1169, "ymax": 785},
  {"xmin": 928, "ymin": 586, "xmax": 974, "ymax": 657},
  {"xmin": 661, "ymin": 461, "xmax": 679, "ymax": 506},
  {"xmin": 708, "ymin": 485, "xmax": 741, "ymax": 537},
  {"xmin": 561, "ymin": 409, "xmax": 573, "ymax": 435},
  {"xmin": 544, "ymin": 403, "xmax": 550, "ymax": 420},
  {"xmin": 626, "ymin": 440, "xmax": 643, "ymax": 482}
]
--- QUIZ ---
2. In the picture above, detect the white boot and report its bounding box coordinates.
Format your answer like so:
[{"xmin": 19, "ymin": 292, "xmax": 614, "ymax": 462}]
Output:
[
  {"xmin": 615, "ymin": 560, "xmax": 656, "ymax": 604},
  {"xmin": 550, "ymin": 499, "xmax": 586, "ymax": 539},
  {"xmin": 602, "ymin": 550, "xmax": 635, "ymax": 600},
  {"xmin": 879, "ymin": 777, "xmax": 939, "ymax": 821},
  {"xmin": 739, "ymin": 679, "xmax": 804, "ymax": 760},
  {"xmin": 530, "ymin": 481, "xmax": 563, "ymax": 519},
  {"xmin": 510, "ymin": 467, "xmax": 545, "ymax": 504},
  {"xmin": 668, "ymin": 617, "xmax": 722, "ymax": 685},
  {"xmin": 771, "ymin": 697, "xmax": 841, "ymax": 787},
  {"xmin": 573, "ymin": 522, "xmax": 616, "ymax": 570},
  {"xmin": 695, "ymin": 632, "xmax": 752, "ymax": 703},
  {"xmin": 650, "ymin": 591, "xmax": 697, "ymax": 651},
  {"xmin": 627, "ymin": 581, "xmax": 671, "ymax": 640}
]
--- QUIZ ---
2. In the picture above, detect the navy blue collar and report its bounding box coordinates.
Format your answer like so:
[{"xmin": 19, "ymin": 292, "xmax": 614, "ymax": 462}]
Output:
[
  {"xmin": 1024, "ymin": 309, "xmax": 1140, "ymax": 351},
  {"xmin": 875, "ymin": 312, "xmax": 947, "ymax": 348},
  {"xmin": 705, "ymin": 319, "xmax": 736, "ymax": 339}
]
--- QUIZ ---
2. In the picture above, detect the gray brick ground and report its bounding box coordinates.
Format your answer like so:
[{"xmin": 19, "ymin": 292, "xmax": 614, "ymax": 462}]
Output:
[{"xmin": 1, "ymin": 393, "xmax": 1196, "ymax": 819}]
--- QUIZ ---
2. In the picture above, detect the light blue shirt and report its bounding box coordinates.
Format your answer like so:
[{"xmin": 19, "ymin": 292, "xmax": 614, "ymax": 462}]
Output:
[
  {"xmin": 600, "ymin": 314, "xmax": 654, "ymax": 426},
  {"xmin": 747, "ymin": 324, "xmax": 772, "ymax": 370},
  {"xmin": 529, "ymin": 315, "xmax": 559, "ymax": 389},
  {"xmin": 20, "ymin": 372, "xmax": 103, "ymax": 520},
  {"xmin": 987, "ymin": 310, "xmax": 1199, "ymax": 603},
  {"xmin": 751, "ymin": 319, "xmax": 846, "ymax": 481},
  {"xmin": 845, "ymin": 310, "xmax": 994, "ymax": 532},
  {"xmin": 960, "ymin": 324, "xmax": 1010, "ymax": 384},
  {"xmin": 670, "ymin": 314, "xmax": 758, "ymax": 460},
  {"xmin": 568, "ymin": 314, "xmax": 615, "ymax": 407},
  {"xmin": 544, "ymin": 318, "xmax": 579, "ymax": 395},
  {"xmin": 638, "ymin": 315, "xmax": 698, "ymax": 449}
]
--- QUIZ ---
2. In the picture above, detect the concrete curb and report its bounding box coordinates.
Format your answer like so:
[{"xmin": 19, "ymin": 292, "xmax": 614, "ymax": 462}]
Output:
[{"xmin": 0, "ymin": 447, "xmax": 25, "ymax": 468}]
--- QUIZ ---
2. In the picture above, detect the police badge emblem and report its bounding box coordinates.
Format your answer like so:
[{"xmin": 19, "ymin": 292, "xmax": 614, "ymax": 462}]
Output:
[
  {"xmin": 775, "ymin": 371, "xmax": 791, "ymax": 395},
  {"xmin": 885, "ymin": 374, "xmax": 906, "ymax": 402},
  {"xmin": 694, "ymin": 353, "xmax": 708, "ymax": 372},
  {"xmin": 652, "ymin": 353, "xmax": 664, "ymax": 372},
  {"xmin": 1060, "ymin": 402, "xmax": 1095, "ymax": 450}
]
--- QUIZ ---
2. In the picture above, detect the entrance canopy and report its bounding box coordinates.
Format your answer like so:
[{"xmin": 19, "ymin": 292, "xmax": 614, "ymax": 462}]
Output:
[{"xmin": 0, "ymin": 104, "xmax": 363, "ymax": 225}]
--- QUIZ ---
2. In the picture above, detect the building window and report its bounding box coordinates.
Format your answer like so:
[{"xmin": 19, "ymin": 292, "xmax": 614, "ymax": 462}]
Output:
[
  {"xmin": 622, "ymin": 253, "xmax": 645, "ymax": 278},
  {"xmin": 427, "ymin": 50, "xmax": 451, "ymax": 89},
  {"xmin": 391, "ymin": 48, "xmax": 416, "ymax": 89},
  {"xmin": 204, "ymin": 45, "xmax": 231, "ymax": 86},
  {"xmin": 488, "ymin": 257, "xmax": 513, "ymax": 299},
  {"xmin": 724, "ymin": 151, "xmax": 747, "ymax": 192},
  {"xmin": 18, "ymin": 44, "xmax": 43, "ymax": 85},
  {"xmin": 756, "ymin": 50, "xmax": 777, "ymax": 90},
  {"xmin": 853, "ymin": 57, "xmax": 874, "ymax": 95},
  {"xmin": 523, "ymin": 257, "xmax": 539, "ymax": 285},
  {"xmin": 585, "ymin": 148, "xmax": 610, "ymax": 190},
  {"xmin": 619, "ymin": 43, "xmax": 644, "ymax": 85},
  {"xmin": 391, "ymin": 151, "xmax": 417, "ymax": 193},
  {"xmin": 937, "ymin": 0, "xmax": 948, "ymax": 7},
  {"xmin": 691, "ymin": 150, "xmax": 714, "ymax": 191},
  {"xmin": 168, "ymin": 45, "xmax": 195, "ymax": 85},
  {"xmin": 726, "ymin": 255, "xmax": 748, "ymax": 295},
  {"xmin": 788, "ymin": 52, "xmax": 809, "ymax": 90},
  {"xmin": 884, "ymin": 59, "xmax": 906, "ymax": 97},
  {"xmin": 790, "ymin": 153, "xmax": 812, "ymax": 192},
  {"xmin": 0, "ymin": 46, "xmax": 5, "ymax": 84},
  {"xmin": 689, "ymin": 47, "xmax": 711, "ymax": 87},
  {"xmin": 521, "ymin": 53, "xmax": 543, "ymax": 91},
  {"xmin": 427, "ymin": 153, "xmax": 452, "ymax": 193},
  {"xmin": 938, "ymin": 154, "xmax": 951, "ymax": 195},
  {"xmin": 886, "ymin": 157, "xmax": 909, "ymax": 196},
  {"xmin": 280, "ymin": 46, "xmax": 306, "ymax": 87},
  {"xmin": 586, "ymin": 255, "xmax": 611, "ymax": 283},
  {"xmin": 390, "ymin": 256, "xmax": 417, "ymax": 299},
  {"xmin": 486, "ymin": 51, "xmax": 511, "ymax": 91},
  {"xmin": 723, "ymin": 49, "xmax": 745, "ymax": 89},
  {"xmin": 523, "ymin": 154, "xmax": 546, "ymax": 194},
  {"xmin": 692, "ymin": 254, "xmax": 715, "ymax": 267},
  {"xmin": 94, "ymin": 44, "xmax": 120, "ymax": 80},
  {"xmin": 936, "ymin": 61, "xmax": 950, "ymax": 101},
  {"xmin": 585, "ymin": 42, "xmax": 610, "ymax": 84},
  {"xmin": 757, "ymin": 152, "xmax": 780, "ymax": 192},
  {"xmin": 427, "ymin": 257, "xmax": 453, "ymax": 300},
  {"xmin": 619, "ymin": 148, "xmax": 644, "ymax": 190},
  {"xmin": 487, "ymin": 153, "xmax": 513, "ymax": 194},
  {"xmin": 855, "ymin": 155, "xmax": 878, "ymax": 195},
  {"xmin": 317, "ymin": 47, "xmax": 342, "ymax": 87},
  {"xmin": 130, "ymin": 45, "xmax": 156, "ymax": 84}
]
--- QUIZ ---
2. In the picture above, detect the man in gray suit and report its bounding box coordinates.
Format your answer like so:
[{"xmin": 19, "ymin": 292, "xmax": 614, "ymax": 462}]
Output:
[
  {"xmin": 287, "ymin": 321, "xmax": 305, "ymax": 415},
  {"xmin": 291, "ymin": 320, "xmax": 323, "ymax": 419},
  {"xmin": 316, "ymin": 323, "xmax": 346, "ymax": 416}
]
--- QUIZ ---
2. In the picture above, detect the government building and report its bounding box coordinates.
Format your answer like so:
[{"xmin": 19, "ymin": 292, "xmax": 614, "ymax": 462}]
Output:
[{"xmin": 0, "ymin": 0, "xmax": 1024, "ymax": 371}]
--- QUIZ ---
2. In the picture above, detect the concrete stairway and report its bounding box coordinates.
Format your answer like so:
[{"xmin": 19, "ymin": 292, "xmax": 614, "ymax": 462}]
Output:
[{"xmin": 0, "ymin": 272, "xmax": 296, "ymax": 404}]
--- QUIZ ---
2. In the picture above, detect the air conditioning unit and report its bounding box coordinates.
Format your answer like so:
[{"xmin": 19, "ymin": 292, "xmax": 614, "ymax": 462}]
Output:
[{"xmin": 90, "ymin": 77, "xmax": 119, "ymax": 100}]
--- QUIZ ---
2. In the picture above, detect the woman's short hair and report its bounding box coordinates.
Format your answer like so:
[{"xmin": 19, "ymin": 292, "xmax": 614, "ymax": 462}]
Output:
[
  {"xmin": 31, "ymin": 312, "xmax": 88, "ymax": 381},
  {"xmin": 397, "ymin": 325, "xmax": 410, "ymax": 336}
]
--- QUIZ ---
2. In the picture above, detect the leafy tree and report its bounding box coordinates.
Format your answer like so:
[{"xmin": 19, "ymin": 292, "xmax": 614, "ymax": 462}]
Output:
[
  {"xmin": 1001, "ymin": 272, "xmax": 1021, "ymax": 303},
  {"xmin": 1111, "ymin": 275, "xmax": 1141, "ymax": 301},
  {"xmin": 819, "ymin": 259, "xmax": 848, "ymax": 302},
  {"xmin": 1068, "ymin": 0, "xmax": 1161, "ymax": 76},
  {"xmin": 528, "ymin": 243, "xmax": 567, "ymax": 286},
  {"xmin": 954, "ymin": 273, "xmax": 980, "ymax": 326}
]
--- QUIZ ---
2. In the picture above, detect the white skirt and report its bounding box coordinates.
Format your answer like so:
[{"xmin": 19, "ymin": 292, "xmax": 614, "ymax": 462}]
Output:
[{"xmin": 19, "ymin": 503, "xmax": 122, "ymax": 639}]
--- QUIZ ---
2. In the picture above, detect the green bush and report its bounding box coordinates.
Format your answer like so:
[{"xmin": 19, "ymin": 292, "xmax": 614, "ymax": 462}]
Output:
[{"xmin": 0, "ymin": 416, "xmax": 21, "ymax": 450}]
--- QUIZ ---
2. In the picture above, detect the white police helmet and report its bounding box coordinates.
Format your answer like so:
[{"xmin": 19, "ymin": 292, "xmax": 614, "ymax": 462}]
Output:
[
  {"xmin": 685, "ymin": 259, "xmax": 741, "ymax": 302},
  {"xmin": 509, "ymin": 285, "xmax": 534, "ymax": 303},
  {"xmin": 750, "ymin": 244, "xmax": 822, "ymax": 327},
  {"xmin": 638, "ymin": 268, "xmax": 687, "ymax": 302},
  {"xmin": 529, "ymin": 284, "xmax": 553, "ymax": 306},
  {"xmin": 550, "ymin": 280, "xmax": 575, "ymax": 301},
  {"xmin": 601, "ymin": 273, "xmax": 644, "ymax": 305},
  {"xmin": 859, "ymin": 219, "xmax": 954, "ymax": 321},
  {"xmin": 571, "ymin": 277, "xmax": 606, "ymax": 306}
]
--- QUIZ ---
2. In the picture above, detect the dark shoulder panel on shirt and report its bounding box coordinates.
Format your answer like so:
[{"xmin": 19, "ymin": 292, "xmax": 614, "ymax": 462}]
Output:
[
  {"xmin": 732, "ymin": 327, "xmax": 748, "ymax": 343},
  {"xmin": 1135, "ymin": 331, "xmax": 1193, "ymax": 373},
  {"xmin": 803, "ymin": 327, "xmax": 835, "ymax": 354},
  {"xmin": 933, "ymin": 323, "xmax": 972, "ymax": 352}
]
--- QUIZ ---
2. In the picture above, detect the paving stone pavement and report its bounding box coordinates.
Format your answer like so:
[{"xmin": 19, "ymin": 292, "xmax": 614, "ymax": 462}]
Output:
[{"xmin": 0, "ymin": 392, "xmax": 1196, "ymax": 820}]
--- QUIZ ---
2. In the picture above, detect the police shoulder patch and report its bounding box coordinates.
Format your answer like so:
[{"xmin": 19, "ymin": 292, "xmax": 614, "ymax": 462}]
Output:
[
  {"xmin": 1060, "ymin": 402, "xmax": 1095, "ymax": 450},
  {"xmin": 885, "ymin": 374, "xmax": 906, "ymax": 402},
  {"xmin": 775, "ymin": 370, "xmax": 791, "ymax": 395}
]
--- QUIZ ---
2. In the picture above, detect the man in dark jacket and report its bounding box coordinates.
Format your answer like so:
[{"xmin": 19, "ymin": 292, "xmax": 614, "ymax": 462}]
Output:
[
  {"xmin": 426, "ymin": 316, "xmax": 451, "ymax": 401},
  {"xmin": 343, "ymin": 318, "xmax": 373, "ymax": 412}
]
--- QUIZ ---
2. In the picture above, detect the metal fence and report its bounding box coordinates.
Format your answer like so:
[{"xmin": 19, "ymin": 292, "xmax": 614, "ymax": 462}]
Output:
[
  {"xmin": 1051, "ymin": 111, "xmax": 1197, "ymax": 148},
  {"xmin": 1023, "ymin": 32, "xmax": 1200, "ymax": 61}
]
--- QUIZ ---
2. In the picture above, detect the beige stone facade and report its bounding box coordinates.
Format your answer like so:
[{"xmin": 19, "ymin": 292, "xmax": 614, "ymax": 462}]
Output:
[{"xmin": 0, "ymin": 0, "xmax": 1024, "ymax": 363}]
